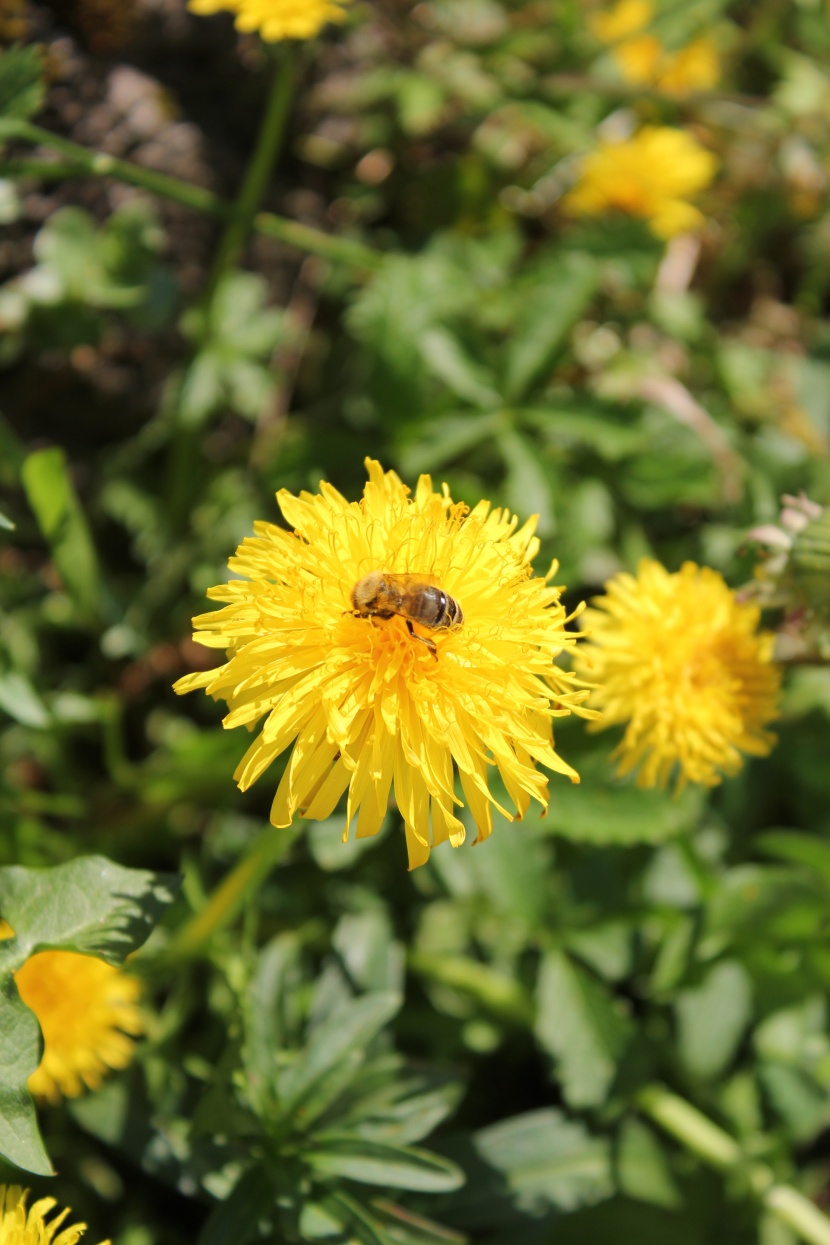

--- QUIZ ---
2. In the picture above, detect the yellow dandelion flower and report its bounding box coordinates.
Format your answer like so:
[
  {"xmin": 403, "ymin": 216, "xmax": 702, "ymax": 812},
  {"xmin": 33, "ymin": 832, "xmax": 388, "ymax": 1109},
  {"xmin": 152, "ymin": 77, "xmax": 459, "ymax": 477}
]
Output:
[
  {"xmin": 576, "ymin": 559, "xmax": 782, "ymax": 790},
  {"xmin": 14, "ymin": 951, "xmax": 144, "ymax": 1104},
  {"xmin": 174, "ymin": 460, "xmax": 593, "ymax": 870},
  {"xmin": 563, "ymin": 125, "xmax": 718, "ymax": 239},
  {"xmin": 592, "ymin": 1, "xmax": 720, "ymax": 95},
  {"xmin": 613, "ymin": 34, "xmax": 663, "ymax": 84},
  {"xmin": 0, "ymin": 1185, "xmax": 109, "ymax": 1245},
  {"xmin": 657, "ymin": 37, "xmax": 720, "ymax": 92},
  {"xmin": 590, "ymin": 0, "xmax": 654, "ymax": 43},
  {"xmin": 188, "ymin": 0, "xmax": 350, "ymax": 41}
]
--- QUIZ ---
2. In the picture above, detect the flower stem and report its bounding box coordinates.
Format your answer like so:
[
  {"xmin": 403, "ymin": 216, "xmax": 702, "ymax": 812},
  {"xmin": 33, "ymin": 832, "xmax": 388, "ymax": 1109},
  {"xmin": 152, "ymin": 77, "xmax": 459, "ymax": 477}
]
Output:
[
  {"xmin": 0, "ymin": 121, "xmax": 381, "ymax": 273},
  {"xmin": 205, "ymin": 47, "xmax": 298, "ymax": 298},
  {"xmin": 168, "ymin": 823, "xmax": 303, "ymax": 960},
  {"xmin": 637, "ymin": 1084, "xmax": 830, "ymax": 1245}
]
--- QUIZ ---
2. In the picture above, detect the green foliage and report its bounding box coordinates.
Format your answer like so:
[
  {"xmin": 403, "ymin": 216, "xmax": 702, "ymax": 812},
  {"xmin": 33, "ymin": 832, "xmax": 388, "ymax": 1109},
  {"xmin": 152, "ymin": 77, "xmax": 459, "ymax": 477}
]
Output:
[
  {"xmin": 0, "ymin": 45, "xmax": 44, "ymax": 123},
  {"xmin": 2, "ymin": 1, "xmax": 830, "ymax": 1243}
]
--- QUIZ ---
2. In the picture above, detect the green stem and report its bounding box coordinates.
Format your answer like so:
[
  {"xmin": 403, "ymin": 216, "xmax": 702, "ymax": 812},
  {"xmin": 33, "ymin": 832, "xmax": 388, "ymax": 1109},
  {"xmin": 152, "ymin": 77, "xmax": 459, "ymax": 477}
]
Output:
[
  {"xmin": 0, "ymin": 120, "xmax": 381, "ymax": 273},
  {"xmin": 205, "ymin": 48, "xmax": 298, "ymax": 297},
  {"xmin": 638, "ymin": 1085, "xmax": 830, "ymax": 1245},
  {"xmin": 765, "ymin": 1187, "xmax": 830, "ymax": 1245},
  {"xmin": 168, "ymin": 823, "xmax": 303, "ymax": 960},
  {"xmin": 408, "ymin": 950, "xmax": 535, "ymax": 1026},
  {"xmin": 636, "ymin": 1084, "xmax": 741, "ymax": 1169}
]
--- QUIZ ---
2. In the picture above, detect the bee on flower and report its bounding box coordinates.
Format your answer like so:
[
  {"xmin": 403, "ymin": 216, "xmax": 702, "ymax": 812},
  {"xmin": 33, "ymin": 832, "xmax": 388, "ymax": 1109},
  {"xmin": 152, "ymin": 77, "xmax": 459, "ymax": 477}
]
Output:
[{"xmin": 175, "ymin": 461, "xmax": 596, "ymax": 869}]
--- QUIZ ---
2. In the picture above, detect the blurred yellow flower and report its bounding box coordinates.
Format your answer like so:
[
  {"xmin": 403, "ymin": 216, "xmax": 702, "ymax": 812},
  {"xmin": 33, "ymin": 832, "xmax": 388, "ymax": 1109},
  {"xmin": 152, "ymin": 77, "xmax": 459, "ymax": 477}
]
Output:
[
  {"xmin": 577, "ymin": 559, "xmax": 781, "ymax": 790},
  {"xmin": 14, "ymin": 951, "xmax": 144, "ymax": 1104},
  {"xmin": 188, "ymin": 0, "xmax": 350, "ymax": 41},
  {"xmin": 175, "ymin": 460, "xmax": 594, "ymax": 870},
  {"xmin": 0, "ymin": 1185, "xmax": 109, "ymax": 1245},
  {"xmin": 613, "ymin": 34, "xmax": 663, "ymax": 82},
  {"xmin": 591, "ymin": 0, "xmax": 654, "ymax": 42},
  {"xmin": 563, "ymin": 125, "xmax": 718, "ymax": 238},
  {"xmin": 658, "ymin": 37, "xmax": 720, "ymax": 92},
  {"xmin": 593, "ymin": 0, "xmax": 720, "ymax": 93}
]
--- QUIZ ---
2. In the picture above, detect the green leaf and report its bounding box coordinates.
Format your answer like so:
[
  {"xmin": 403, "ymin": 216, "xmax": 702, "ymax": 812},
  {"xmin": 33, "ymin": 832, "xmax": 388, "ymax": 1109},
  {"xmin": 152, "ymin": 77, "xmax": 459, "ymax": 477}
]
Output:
[
  {"xmin": 759, "ymin": 1061, "xmax": 829, "ymax": 1144},
  {"xmin": 369, "ymin": 1199, "xmax": 466, "ymax": 1245},
  {"xmin": 459, "ymin": 1108, "xmax": 613, "ymax": 1220},
  {"xmin": 616, "ymin": 1118, "xmax": 680, "ymax": 1209},
  {"xmin": 243, "ymin": 933, "xmax": 304, "ymax": 1106},
  {"xmin": 0, "ymin": 45, "xmax": 45, "ymax": 123},
  {"xmin": 0, "ymin": 672, "xmax": 49, "ymax": 728},
  {"xmin": 496, "ymin": 427, "xmax": 555, "ymax": 536},
  {"xmin": 198, "ymin": 1168, "xmax": 277, "ymax": 1245},
  {"xmin": 0, "ymin": 855, "xmax": 180, "ymax": 969},
  {"xmin": 542, "ymin": 781, "xmax": 704, "ymax": 845},
  {"xmin": 322, "ymin": 1190, "xmax": 395, "ymax": 1245},
  {"xmin": 502, "ymin": 253, "xmax": 599, "ymax": 402},
  {"xmin": 0, "ymin": 507, "xmax": 15, "ymax": 530},
  {"xmin": 418, "ymin": 328, "xmax": 501, "ymax": 409},
  {"xmin": 307, "ymin": 1136, "xmax": 464, "ymax": 1192},
  {"xmin": 278, "ymin": 992, "xmax": 401, "ymax": 1116},
  {"xmin": 33, "ymin": 208, "xmax": 128, "ymax": 307},
  {"xmin": 397, "ymin": 411, "xmax": 502, "ymax": 476},
  {"xmin": 675, "ymin": 961, "xmax": 752, "ymax": 1082},
  {"xmin": 0, "ymin": 976, "xmax": 52, "ymax": 1175},
  {"xmin": 535, "ymin": 949, "xmax": 631, "ymax": 1108},
  {"xmin": 757, "ymin": 831, "xmax": 830, "ymax": 888},
  {"xmin": 20, "ymin": 447, "xmax": 101, "ymax": 618}
]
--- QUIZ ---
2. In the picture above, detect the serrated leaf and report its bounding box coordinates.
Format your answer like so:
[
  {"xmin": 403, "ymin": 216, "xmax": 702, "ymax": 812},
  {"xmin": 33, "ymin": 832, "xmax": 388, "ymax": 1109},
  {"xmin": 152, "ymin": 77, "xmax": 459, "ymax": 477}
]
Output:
[
  {"xmin": 0, "ymin": 976, "xmax": 52, "ymax": 1175},
  {"xmin": 502, "ymin": 254, "xmax": 599, "ymax": 402},
  {"xmin": 0, "ymin": 45, "xmax": 45, "ymax": 123},
  {"xmin": 675, "ymin": 960, "xmax": 752, "ymax": 1082},
  {"xmin": 453, "ymin": 1107, "xmax": 613, "ymax": 1223},
  {"xmin": 535, "ymin": 949, "xmax": 631, "ymax": 1108},
  {"xmin": 307, "ymin": 1136, "xmax": 464, "ymax": 1192},
  {"xmin": 20, "ymin": 447, "xmax": 101, "ymax": 618},
  {"xmin": 0, "ymin": 856, "xmax": 180, "ymax": 969}
]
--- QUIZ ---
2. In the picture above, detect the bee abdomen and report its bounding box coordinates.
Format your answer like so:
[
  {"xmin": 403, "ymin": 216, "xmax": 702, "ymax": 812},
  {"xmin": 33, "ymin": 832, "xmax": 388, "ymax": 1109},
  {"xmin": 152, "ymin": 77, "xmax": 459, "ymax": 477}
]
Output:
[{"xmin": 424, "ymin": 588, "xmax": 463, "ymax": 629}]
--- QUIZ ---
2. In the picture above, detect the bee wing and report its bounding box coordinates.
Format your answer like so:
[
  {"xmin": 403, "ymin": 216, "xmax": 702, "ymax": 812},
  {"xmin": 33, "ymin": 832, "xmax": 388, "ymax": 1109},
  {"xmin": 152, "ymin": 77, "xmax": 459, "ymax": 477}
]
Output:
[{"xmin": 383, "ymin": 571, "xmax": 440, "ymax": 587}]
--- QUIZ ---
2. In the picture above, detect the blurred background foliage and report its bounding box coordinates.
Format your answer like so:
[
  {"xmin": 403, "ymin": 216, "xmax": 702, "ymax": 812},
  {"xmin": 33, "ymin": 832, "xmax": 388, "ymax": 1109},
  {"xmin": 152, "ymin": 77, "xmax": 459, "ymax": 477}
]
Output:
[{"xmin": 2, "ymin": 0, "xmax": 830, "ymax": 1242}]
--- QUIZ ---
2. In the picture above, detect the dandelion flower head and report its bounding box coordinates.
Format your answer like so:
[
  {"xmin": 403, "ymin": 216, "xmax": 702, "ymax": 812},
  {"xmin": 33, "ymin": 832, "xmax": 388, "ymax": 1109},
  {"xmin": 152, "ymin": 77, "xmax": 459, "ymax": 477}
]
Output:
[
  {"xmin": 175, "ymin": 461, "xmax": 594, "ymax": 869},
  {"xmin": 188, "ymin": 0, "xmax": 350, "ymax": 41},
  {"xmin": 14, "ymin": 950, "xmax": 144, "ymax": 1104},
  {"xmin": 0, "ymin": 1185, "xmax": 109, "ymax": 1245},
  {"xmin": 576, "ymin": 559, "xmax": 781, "ymax": 790},
  {"xmin": 592, "ymin": 0, "xmax": 720, "ymax": 93},
  {"xmin": 563, "ymin": 125, "xmax": 718, "ymax": 239}
]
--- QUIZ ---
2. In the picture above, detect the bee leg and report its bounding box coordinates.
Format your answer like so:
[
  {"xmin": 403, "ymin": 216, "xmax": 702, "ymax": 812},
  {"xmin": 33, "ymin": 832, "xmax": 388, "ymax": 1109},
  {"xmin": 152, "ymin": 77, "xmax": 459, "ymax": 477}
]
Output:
[{"xmin": 406, "ymin": 619, "xmax": 437, "ymax": 657}]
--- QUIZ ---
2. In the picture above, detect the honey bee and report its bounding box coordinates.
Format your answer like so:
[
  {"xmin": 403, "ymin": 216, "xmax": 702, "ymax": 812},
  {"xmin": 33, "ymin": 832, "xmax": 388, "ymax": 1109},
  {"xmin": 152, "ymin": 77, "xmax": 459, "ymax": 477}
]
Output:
[{"xmin": 351, "ymin": 571, "xmax": 464, "ymax": 655}]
